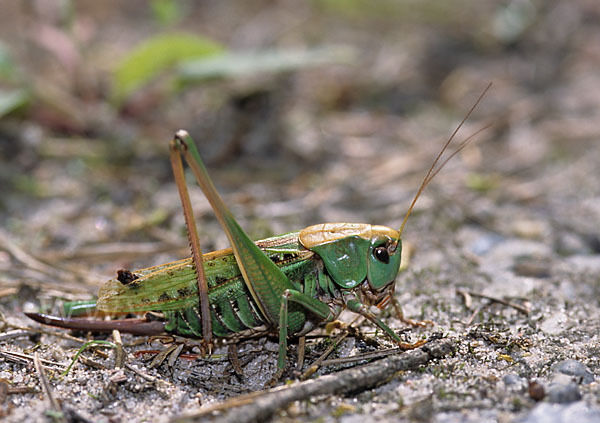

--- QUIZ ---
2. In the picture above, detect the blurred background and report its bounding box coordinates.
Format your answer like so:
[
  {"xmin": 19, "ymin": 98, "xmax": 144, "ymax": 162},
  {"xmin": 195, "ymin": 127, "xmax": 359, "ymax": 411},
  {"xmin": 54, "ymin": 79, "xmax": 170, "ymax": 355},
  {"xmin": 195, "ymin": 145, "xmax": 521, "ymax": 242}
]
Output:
[
  {"xmin": 0, "ymin": 0, "xmax": 599, "ymax": 302},
  {"xmin": 2, "ymin": 1, "xmax": 600, "ymax": 421}
]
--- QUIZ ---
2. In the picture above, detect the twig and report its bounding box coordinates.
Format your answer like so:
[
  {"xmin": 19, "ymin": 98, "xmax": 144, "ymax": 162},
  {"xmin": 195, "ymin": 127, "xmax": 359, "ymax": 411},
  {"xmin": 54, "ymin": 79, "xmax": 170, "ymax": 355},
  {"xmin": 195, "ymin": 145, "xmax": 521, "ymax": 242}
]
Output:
[
  {"xmin": 0, "ymin": 229, "xmax": 62, "ymax": 278},
  {"xmin": 0, "ymin": 228, "xmax": 101, "ymax": 286},
  {"xmin": 5, "ymin": 385, "xmax": 37, "ymax": 395},
  {"xmin": 34, "ymin": 352, "xmax": 66, "ymax": 423},
  {"xmin": 0, "ymin": 287, "xmax": 18, "ymax": 298},
  {"xmin": 124, "ymin": 363, "xmax": 158, "ymax": 382},
  {"xmin": 112, "ymin": 330, "xmax": 125, "ymax": 369},
  {"xmin": 466, "ymin": 305, "xmax": 486, "ymax": 326},
  {"xmin": 320, "ymin": 347, "xmax": 406, "ymax": 366},
  {"xmin": 0, "ymin": 380, "xmax": 38, "ymax": 400},
  {"xmin": 0, "ymin": 329, "xmax": 34, "ymax": 341},
  {"xmin": 79, "ymin": 355, "xmax": 109, "ymax": 370},
  {"xmin": 300, "ymin": 331, "xmax": 348, "ymax": 381},
  {"xmin": 0, "ymin": 350, "xmax": 66, "ymax": 371},
  {"xmin": 124, "ymin": 363, "xmax": 171, "ymax": 391},
  {"xmin": 0, "ymin": 380, "xmax": 6, "ymax": 404},
  {"xmin": 295, "ymin": 336, "xmax": 305, "ymax": 372},
  {"xmin": 456, "ymin": 289, "xmax": 530, "ymax": 315},
  {"xmin": 173, "ymin": 339, "xmax": 454, "ymax": 423}
]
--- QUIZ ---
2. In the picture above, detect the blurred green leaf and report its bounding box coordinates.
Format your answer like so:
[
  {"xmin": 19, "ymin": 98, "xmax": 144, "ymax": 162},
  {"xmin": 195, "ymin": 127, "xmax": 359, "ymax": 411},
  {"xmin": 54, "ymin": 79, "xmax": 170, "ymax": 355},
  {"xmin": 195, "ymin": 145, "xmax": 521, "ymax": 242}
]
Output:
[
  {"xmin": 0, "ymin": 43, "xmax": 17, "ymax": 80},
  {"xmin": 313, "ymin": 0, "xmax": 396, "ymax": 18},
  {"xmin": 0, "ymin": 89, "xmax": 29, "ymax": 118},
  {"xmin": 13, "ymin": 174, "xmax": 42, "ymax": 197},
  {"xmin": 151, "ymin": 0, "xmax": 183, "ymax": 26},
  {"xmin": 492, "ymin": 0, "xmax": 537, "ymax": 43},
  {"xmin": 313, "ymin": 0, "xmax": 473, "ymax": 25},
  {"xmin": 466, "ymin": 173, "xmax": 498, "ymax": 193},
  {"xmin": 112, "ymin": 32, "xmax": 224, "ymax": 104},
  {"xmin": 178, "ymin": 46, "xmax": 355, "ymax": 83}
]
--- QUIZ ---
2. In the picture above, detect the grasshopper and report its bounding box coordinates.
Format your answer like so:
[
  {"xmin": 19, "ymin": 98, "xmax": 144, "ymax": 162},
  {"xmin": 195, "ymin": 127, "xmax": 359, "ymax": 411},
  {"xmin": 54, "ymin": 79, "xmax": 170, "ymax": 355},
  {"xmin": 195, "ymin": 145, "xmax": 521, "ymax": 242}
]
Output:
[{"xmin": 27, "ymin": 85, "xmax": 491, "ymax": 374}]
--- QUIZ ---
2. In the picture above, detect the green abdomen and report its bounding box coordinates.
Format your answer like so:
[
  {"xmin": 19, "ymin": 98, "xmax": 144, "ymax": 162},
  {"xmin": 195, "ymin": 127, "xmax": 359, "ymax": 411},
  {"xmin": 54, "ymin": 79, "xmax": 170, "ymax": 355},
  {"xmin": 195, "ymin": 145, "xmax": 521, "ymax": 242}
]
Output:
[
  {"xmin": 164, "ymin": 256, "xmax": 318, "ymax": 338},
  {"xmin": 97, "ymin": 232, "xmax": 318, "ymax": 339}
]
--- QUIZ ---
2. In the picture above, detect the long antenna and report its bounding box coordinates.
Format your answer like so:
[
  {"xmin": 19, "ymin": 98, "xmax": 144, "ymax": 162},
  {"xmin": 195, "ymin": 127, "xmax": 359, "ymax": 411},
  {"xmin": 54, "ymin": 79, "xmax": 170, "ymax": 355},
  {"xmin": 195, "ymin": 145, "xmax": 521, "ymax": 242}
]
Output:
[
  {"xmin": 423, "ymin": 122, "xmax": 493, "ymax": 186},
  {"xmin": 398, "ymin": 82, "xmax": 492, "ymax": 236}
]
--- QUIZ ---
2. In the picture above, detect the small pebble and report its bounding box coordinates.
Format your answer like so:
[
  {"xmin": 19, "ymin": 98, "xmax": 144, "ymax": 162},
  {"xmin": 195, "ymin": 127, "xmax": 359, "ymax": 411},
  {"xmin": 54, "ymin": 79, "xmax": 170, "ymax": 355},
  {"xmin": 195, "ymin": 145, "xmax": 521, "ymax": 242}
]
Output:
[
  {"xmin": 519, "ymin": 402, "xmax": 600, "ymax": 423},
  {"xmin": 553, "ymin": 359, "xmax": 595, "ymax": 384},
  {"xmin": 540, "ymin": 311, "xmax": 569, "ymax": 335},
  {"xmin": 503, "ymin": 373, "xmax": 524, "ymax": 386},
  {"xmin": 511, "ymin": 219, "xmax": 548, "ymax": 240},
  {"xmin": 468, "ymin": 232, "xmax": 504, "ymax": 256},
  {"xmin": 528, "ymin": 380, "xmax": 545, "ymax": 401},
  {"xmin": 554, "ymin": 232, "xmax": 591, "ymax": 256},
  {"xmin": 512, "ymin": 255, "xmax": 551, "ymax": 278},
  {"xmin": 545, "ymin": 381, "xmax": 581, "ymax": 404}
]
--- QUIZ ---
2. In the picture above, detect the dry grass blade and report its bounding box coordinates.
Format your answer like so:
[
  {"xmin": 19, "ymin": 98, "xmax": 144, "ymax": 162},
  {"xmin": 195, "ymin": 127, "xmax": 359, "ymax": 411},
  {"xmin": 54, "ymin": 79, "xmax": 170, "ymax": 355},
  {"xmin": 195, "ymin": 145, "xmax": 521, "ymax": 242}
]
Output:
[
  {"xmin": 458, "ymin": 289, "xmax": 473, "ymax": 309},
  {"xmin": 149, "ymin": 344, "xmax": 180, "ymax": 368},
  {"xmin": 466, "ymin": 305, "xmax": 487, "ymax": 326},
  {"xmin": 167, "ymin": 344, "xmax": 185, "ymax": 368},
  {"xmin": 456, "ymin": 289, "xmax": 530, "ymax": 316}
]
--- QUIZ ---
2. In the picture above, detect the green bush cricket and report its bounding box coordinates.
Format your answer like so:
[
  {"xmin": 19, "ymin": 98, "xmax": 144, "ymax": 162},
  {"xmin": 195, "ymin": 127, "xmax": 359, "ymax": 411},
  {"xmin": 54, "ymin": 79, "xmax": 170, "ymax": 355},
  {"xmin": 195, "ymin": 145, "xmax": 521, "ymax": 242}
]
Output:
[{"xmin": 27, "ymin": 84, "xmax": 491, "ymax": 375}]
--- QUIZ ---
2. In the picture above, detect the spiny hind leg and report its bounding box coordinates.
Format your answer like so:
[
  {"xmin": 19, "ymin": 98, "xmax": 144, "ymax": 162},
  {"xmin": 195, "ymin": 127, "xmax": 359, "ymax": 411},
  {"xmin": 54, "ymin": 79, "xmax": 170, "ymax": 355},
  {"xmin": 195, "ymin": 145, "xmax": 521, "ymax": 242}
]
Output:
[
  {"xmin": 228, "ymin": 343, "xmax": 244, "ymax": 379},
  {"xmin": 170, "ymin": 134, "xmax": 213, "ymax": 353}
]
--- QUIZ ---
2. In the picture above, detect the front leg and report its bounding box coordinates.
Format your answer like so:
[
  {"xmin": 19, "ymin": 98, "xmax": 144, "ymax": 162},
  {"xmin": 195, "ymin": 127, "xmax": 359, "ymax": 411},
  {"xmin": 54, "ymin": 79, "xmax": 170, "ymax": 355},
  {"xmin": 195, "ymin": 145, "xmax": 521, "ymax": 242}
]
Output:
[
  {"xmin": 391, "ymin": 296, "xmax": 434, "ymax": 328},
  {"xmin": 346, "ymin": 298, "xmax": 426, "ymax": 349},
  {"xmin": 267, "ymin": 289, "xmax": 334, "ymax": 384}
]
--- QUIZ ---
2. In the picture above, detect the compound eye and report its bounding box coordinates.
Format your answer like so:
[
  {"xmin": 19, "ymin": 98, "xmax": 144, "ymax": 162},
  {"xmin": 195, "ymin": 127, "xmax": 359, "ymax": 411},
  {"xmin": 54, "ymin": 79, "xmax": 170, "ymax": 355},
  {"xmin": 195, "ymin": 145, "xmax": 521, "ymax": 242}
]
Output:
[{"xmin": 374, "ymin": 246, "xmax": 390, "ymax": 264}]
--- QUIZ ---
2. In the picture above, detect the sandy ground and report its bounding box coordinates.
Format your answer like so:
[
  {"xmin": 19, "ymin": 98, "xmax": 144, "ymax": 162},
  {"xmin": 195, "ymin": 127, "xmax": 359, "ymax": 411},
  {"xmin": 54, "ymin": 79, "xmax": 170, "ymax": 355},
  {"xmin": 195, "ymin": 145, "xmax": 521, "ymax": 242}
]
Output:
[{"xmin": 1, "ymin": 1, "xmax": 600, "ymax": 422}]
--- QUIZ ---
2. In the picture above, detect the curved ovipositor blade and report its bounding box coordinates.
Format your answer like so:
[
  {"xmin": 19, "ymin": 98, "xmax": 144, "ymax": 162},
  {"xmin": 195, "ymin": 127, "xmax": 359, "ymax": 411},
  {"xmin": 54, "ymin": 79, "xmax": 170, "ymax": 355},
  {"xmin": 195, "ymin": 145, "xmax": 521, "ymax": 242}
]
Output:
[{"xmin": 25, "ymin": 312, "xmax": 166, "ymax": 336}]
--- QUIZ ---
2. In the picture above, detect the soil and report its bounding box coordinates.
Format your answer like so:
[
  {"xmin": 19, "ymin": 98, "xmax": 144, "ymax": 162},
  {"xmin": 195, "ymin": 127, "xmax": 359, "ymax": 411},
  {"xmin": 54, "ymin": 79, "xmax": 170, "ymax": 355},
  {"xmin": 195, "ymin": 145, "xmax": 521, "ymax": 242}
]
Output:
[{"xmin": 1, "ymin": 1, "xmax": 599, "ymax": 422}]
